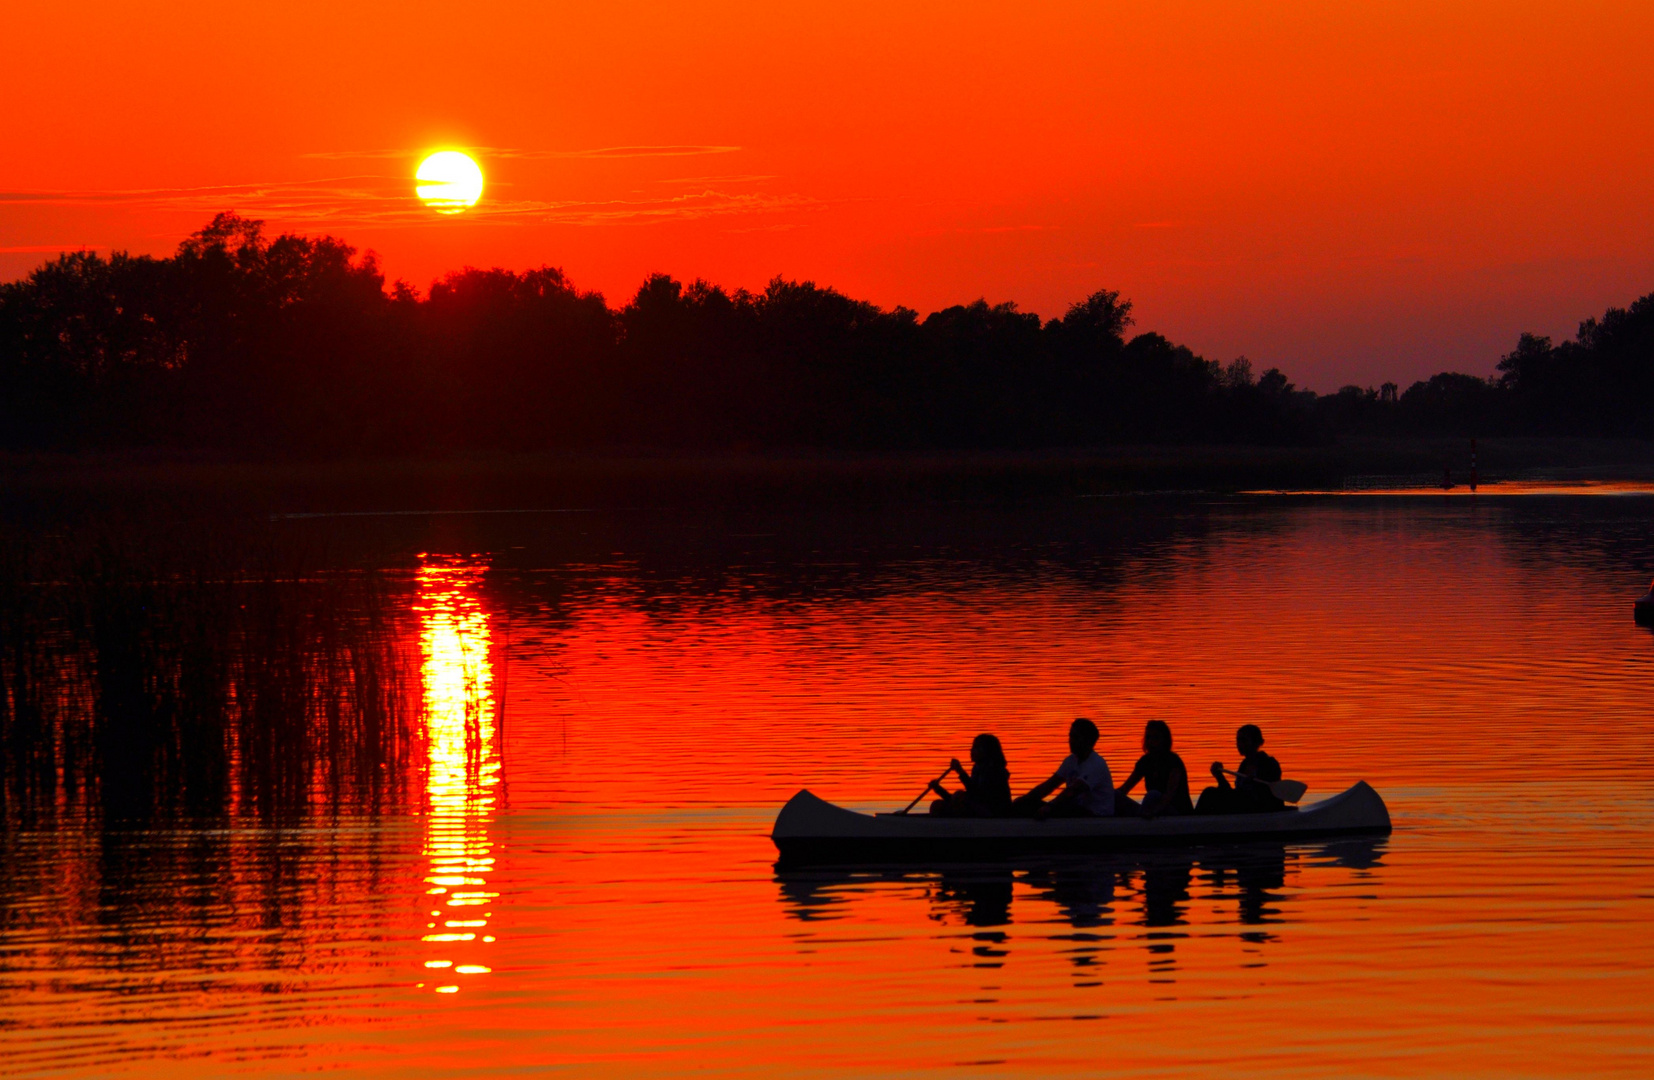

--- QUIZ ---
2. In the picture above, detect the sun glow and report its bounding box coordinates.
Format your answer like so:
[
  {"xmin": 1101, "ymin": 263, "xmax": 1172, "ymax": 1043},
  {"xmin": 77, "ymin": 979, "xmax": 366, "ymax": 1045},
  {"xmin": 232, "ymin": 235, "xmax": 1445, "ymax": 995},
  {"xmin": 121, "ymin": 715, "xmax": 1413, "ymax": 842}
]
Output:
[{"xmin": 416, "ymin": 151, "xmax": 484, "ymax": 214}]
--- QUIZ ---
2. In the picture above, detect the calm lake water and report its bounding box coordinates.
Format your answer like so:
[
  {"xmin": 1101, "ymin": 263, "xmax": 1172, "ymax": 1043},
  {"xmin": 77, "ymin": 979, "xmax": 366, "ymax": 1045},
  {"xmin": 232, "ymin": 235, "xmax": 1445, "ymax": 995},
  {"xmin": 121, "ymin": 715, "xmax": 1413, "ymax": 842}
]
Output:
[{"xmin": 3, "ymin": 489, "xmax": 1653, "ymax": 1077}]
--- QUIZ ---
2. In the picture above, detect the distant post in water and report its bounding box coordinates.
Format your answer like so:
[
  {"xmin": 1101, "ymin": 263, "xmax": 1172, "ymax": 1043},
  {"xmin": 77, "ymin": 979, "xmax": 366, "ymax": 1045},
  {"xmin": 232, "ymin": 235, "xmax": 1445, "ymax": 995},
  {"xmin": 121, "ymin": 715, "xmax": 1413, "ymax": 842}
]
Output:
[{"xmin": 1469, "ymin": 438, "xmax": 1478, "ymax": 493}]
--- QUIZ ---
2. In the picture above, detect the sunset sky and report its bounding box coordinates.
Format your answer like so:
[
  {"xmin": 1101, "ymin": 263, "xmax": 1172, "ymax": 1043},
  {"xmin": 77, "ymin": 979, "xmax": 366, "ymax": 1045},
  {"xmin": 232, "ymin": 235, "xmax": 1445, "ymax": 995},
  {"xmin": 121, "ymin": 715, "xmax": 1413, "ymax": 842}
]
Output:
[{"xmin": 5, "ymin": 1, "xmax": 1652, "ymax": 389}]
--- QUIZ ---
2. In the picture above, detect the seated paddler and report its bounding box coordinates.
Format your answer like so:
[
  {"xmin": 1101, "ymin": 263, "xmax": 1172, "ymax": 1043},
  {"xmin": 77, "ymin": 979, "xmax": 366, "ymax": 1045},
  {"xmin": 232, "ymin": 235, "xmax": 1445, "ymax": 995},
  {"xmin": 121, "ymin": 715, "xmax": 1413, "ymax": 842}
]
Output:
[
  {"xmin": 1196, "ymin": 723, "xmax": 1285, "ymax": 814},
  {"xmin": 1012, "ymin": 717, "xmax": 1115, "ymax": 818},
  {"xmin": 928, "ymin": 733, "xmax": 1013, "ymax": 817},
  {"xmin": 1114, "ymin": 719, "xmax": 1193, "ymax": 817}
]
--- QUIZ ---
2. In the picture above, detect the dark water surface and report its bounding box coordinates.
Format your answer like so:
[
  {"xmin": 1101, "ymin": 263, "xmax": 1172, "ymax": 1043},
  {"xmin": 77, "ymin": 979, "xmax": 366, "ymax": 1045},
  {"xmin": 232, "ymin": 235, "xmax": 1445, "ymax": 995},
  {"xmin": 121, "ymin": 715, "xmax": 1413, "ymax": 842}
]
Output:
[{"xmin": 3, "ymin": 492, "xmax": 1653, "ymax": 1077}]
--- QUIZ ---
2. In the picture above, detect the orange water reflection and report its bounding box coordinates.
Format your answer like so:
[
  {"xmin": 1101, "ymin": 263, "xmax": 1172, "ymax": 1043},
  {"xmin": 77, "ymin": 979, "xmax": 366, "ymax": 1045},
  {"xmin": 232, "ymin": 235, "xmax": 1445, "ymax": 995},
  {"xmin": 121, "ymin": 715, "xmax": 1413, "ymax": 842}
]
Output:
[
  {"xmin": 1243, "ymin": 479, "xmax": 1654, "ymax": 496},
  {"xmin": 4, "ymin": 500, "xmax": 1654, "ymax": 1077},
  {"xmin": 416, "ymin": 556, "xmax": 501, "ymax": 994}
]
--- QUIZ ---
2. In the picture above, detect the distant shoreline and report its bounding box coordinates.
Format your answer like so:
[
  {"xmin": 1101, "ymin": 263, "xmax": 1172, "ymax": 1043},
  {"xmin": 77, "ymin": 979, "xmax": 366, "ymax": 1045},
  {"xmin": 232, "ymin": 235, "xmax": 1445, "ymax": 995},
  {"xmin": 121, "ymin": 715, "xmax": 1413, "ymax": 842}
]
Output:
[
  {"xmin": 9, "ymin": 220, "xmax": 1653, "ymax": 463},
  {"xmin": 5, "ymin": 437, "xmax": 1653, "ymax": 518}
]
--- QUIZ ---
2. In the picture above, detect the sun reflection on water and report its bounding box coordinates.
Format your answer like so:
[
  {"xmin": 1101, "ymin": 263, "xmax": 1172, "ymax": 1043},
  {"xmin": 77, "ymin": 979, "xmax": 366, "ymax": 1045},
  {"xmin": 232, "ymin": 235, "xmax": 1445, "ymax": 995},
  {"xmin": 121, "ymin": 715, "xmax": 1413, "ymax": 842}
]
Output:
[{"xmin": 416, "ymin": 556, "xmax": 501, "ymax": 994}]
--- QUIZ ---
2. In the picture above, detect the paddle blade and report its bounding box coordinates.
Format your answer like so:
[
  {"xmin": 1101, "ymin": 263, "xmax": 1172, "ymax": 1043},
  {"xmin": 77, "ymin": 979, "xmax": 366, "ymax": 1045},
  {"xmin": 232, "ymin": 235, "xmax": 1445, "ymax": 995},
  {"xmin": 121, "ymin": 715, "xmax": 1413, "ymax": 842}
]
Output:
[{"xmin": 1272, "ymin": 779, "xmax": 1308, "ymax": 803}]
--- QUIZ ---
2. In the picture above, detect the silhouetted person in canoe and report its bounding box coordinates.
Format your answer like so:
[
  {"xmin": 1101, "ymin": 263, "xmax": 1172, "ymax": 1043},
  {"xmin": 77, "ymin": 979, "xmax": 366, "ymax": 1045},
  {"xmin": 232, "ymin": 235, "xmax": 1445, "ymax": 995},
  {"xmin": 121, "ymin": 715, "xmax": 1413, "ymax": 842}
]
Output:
[
  {"xmin": 1114, "ymin": 719, "xmax": 1193, "ymax": 818},
  {"xmin": 1013, "ymin": 717, "xmax": 1115, "ymax": 818},
  {"xmin": 1196, "ymin": 723, "xmax": 1285, "ymax": 814},
  {"xmin": 928, "ymin": 733, "xmax": 1013, "ymax": 817}
]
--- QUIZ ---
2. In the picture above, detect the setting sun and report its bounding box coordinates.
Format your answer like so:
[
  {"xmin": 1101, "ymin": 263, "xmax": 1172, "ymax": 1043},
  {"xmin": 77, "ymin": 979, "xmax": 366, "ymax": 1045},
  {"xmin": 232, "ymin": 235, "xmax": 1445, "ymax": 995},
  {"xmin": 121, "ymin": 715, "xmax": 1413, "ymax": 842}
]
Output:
[{"xmin": 416, "ymin": 151, "xmax": 483, "ymax": 214}]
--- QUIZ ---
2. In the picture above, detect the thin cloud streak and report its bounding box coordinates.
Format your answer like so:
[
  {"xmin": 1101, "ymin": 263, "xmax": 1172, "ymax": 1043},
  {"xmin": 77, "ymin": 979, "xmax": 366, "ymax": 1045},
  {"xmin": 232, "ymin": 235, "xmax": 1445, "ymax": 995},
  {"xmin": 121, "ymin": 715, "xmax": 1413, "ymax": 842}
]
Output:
[
  {"xmin": 514, "ymin": 145, "xmax": 742, "ymax": 159},
  {"xmin": 653, "ymin": 174, "xmax": 777, "ymax": 185},
  {"xmin": 485, "ymin": 190, "xmax": 818, "ymax": 226},
  {"xmin": 0, "ymin": 178, "xmax": 815, "ymax": 230},
  {"xmin": 0, "ymin": 175, "xmax": 402, "ymax": 206},
  {"xmin": 303, "ymin": 145, "xmax": 741, "ymax": 161}
]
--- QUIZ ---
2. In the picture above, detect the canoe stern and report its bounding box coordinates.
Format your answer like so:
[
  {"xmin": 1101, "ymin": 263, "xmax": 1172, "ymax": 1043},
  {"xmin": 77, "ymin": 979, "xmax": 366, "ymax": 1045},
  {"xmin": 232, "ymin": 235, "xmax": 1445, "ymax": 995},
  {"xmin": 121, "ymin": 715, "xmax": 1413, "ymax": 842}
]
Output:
[
  {"xmin": 1307, "ymin": 779, "xmax": 1391, "ymax": 833},
  {"xmin": 773, "ymin": 789, "xmax": 881, "ymax": 841}
]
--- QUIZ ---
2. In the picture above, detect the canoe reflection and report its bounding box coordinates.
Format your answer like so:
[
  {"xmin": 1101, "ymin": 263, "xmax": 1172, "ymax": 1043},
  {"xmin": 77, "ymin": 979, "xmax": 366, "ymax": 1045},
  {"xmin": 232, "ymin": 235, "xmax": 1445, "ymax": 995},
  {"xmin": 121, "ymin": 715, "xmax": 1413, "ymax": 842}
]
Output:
[{"xmin": 777, "ymin": 839, "xmax": 1384, "ymax": 977}]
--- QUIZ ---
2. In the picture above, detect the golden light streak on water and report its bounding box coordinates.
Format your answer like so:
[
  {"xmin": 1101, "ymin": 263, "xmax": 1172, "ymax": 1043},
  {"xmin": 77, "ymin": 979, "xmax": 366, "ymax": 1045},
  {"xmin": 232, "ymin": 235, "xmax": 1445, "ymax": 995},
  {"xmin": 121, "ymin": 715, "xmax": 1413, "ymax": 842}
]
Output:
[{"xmin": 417, "ymin": 556, "xmax": 501, "ymax": 993}]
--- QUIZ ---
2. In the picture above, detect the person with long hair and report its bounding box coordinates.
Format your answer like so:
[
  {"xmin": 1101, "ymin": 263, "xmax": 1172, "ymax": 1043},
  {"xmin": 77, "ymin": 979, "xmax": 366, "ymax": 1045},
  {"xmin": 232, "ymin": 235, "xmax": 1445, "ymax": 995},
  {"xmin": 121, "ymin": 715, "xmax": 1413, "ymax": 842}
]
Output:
[
  {"xmin": 928, "ymin": 733, "xmax": 1013, "ymax": 817},
  {"xmin": 1114, "ymin": 719, "xmax": 1193, "ymax": 817}
]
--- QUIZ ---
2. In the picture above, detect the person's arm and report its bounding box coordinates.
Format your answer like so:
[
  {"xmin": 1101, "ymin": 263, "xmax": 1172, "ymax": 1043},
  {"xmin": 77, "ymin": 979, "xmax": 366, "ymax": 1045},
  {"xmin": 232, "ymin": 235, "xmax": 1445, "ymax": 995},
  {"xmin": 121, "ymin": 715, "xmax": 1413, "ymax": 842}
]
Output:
[
  {"xmin": 1053, "ymin": 774, "xmax": 1092, "ymax": 805},
  {"xmin": 1236, "ymin": 754, "xmax": 1281, "ymax": 787},
  {"xmin": 930, "ymin": 759, "xmax": 968, "ymax": 799},
  {"xmin": 1022, "ymin": 769, "xmax": 1066, "ymax": 803},
  {"xmin": 1230, "ymin": 760, "xmax": 1274, "ymax": 792},
  {"xmin": 1210, "ymin": 761, "xmax": 1232, "ymax": 789},
  {"xmin": 1116, "ymin": 759, "xmax": 1145, "ymax": 796}
]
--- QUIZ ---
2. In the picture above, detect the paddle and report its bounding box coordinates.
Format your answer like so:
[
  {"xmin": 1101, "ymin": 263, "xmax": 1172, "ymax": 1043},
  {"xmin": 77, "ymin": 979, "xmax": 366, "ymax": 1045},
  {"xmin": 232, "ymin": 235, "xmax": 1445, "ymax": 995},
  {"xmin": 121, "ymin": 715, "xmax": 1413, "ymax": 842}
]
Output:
[
  {"xmin": 895, "ymin": 766, "xmax": 956, "ymax": 815},
  {"xmin": 1222, "ymin": 769, "xmax": 1308, "ymax": 803}
]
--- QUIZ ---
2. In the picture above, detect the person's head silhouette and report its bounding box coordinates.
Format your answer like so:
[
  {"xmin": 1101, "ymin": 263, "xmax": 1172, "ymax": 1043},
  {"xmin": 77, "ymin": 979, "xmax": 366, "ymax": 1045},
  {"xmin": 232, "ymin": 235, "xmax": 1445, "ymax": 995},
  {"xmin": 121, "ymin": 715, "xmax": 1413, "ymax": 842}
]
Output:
[
  {"xmin": 970, "ymin": 733, "xmax": 1007, "ymax": 771},
  {"xmin": 1069, "ymin": 717, "xmax": 1099, "ymax": 759}
]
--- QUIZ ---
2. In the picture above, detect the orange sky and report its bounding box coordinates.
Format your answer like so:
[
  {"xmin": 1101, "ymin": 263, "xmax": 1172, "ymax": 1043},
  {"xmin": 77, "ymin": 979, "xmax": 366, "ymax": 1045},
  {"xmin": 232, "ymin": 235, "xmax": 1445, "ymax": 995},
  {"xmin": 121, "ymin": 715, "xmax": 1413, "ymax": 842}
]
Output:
[{"xmin": 5, "ymin": 1, "xmax": 1653, "ymax": 389}]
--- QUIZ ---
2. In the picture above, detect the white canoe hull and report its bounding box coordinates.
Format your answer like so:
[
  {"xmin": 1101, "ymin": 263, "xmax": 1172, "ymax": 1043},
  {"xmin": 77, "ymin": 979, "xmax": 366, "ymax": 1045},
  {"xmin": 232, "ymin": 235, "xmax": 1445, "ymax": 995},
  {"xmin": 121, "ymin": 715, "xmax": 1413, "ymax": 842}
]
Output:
[{"xmin": 772, "ymin": 781, "xmax": 1391, "ymax": 863}]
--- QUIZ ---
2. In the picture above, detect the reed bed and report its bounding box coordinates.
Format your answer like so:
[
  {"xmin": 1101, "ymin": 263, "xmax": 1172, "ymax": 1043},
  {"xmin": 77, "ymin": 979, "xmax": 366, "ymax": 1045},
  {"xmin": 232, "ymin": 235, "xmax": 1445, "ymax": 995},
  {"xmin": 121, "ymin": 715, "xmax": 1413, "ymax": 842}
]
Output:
[{"xmin": 0, "ymin": 516, "xmax": 427, "ymax": 828}]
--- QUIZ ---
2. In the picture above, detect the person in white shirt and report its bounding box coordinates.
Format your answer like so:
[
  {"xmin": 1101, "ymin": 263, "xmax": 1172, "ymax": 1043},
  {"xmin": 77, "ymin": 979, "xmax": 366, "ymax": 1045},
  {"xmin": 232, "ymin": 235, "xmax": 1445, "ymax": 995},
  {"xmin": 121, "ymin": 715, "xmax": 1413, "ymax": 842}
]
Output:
[{"xmin": 1012, "ymin": 717, "xmax": 1115, "ymax": 818}]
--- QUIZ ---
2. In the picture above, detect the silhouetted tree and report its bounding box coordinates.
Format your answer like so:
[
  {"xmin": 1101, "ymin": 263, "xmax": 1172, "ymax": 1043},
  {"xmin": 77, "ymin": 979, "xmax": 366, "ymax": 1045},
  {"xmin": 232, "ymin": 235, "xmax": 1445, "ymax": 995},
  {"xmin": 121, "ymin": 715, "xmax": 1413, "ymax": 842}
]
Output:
[
  {"xmin": 1496, "ymin": 295, "xmax": 1654, "ymax": 435},
  {"xmin": 8, "ymin": 215, "xmax": 1647, "ymax": 454}
]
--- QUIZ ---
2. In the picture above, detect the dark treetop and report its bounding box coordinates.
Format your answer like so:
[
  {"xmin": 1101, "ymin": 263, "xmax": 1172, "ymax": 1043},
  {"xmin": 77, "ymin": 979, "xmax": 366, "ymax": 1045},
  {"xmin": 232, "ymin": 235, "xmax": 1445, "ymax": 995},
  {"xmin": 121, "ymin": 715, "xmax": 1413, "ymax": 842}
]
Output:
[{"xmin": 2, "ymin": 214, "xmax": 1650, "ymax": 454}]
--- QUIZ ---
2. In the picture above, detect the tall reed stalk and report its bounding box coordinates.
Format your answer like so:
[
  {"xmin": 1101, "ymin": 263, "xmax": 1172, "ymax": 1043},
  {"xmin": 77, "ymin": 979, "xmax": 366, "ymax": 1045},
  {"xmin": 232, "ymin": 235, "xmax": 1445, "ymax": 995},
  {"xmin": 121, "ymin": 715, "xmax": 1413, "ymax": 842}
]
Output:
[{"xmin": 0, "ymin": 517, "xmax": 426, "ymax": 828}]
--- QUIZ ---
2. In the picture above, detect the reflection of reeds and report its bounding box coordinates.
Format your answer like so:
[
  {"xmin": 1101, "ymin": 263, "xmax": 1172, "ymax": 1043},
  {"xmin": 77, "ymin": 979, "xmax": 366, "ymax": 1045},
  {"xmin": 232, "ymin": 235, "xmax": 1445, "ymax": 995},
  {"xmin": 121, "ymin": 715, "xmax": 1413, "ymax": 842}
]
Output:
[{"xmin": 0, "ymin": 520, "xmax": 425, "ymax": 827}]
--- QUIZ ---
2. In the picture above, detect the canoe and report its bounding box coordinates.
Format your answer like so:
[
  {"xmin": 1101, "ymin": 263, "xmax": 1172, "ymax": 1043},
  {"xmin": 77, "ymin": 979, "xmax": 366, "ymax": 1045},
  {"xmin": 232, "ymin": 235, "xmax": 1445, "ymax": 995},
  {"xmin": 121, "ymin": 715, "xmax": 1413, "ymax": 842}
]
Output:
[{"xmin": 772, "ymin": 781, "xmax": 1391, "ymax": 863}]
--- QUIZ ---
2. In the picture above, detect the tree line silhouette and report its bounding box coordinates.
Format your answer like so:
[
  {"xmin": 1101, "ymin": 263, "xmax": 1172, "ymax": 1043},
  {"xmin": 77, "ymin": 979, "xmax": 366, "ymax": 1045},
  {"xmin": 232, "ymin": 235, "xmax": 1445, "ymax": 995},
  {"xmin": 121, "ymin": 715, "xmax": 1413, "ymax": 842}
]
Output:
[{"xmin": 2, "ymin": 214, "xmax": 1649, "ymax": 454}]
